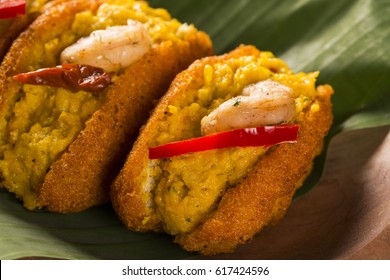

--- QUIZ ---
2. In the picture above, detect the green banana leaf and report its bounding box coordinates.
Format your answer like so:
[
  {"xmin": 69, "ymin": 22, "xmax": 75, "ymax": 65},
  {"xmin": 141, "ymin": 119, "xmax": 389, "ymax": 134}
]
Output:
[{"xmin": 1, "ymin": 0, "xmax": 389, "ymax": 259}]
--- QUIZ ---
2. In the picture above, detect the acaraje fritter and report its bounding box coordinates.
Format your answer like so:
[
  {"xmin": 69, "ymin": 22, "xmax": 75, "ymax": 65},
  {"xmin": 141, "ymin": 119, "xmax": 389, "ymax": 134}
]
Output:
[
  {"xmin": 0, "ymin": 0, "xmax": 212, "ymax": 213},
  {"xmin": 111, "ymin": 45, "xmax": 333, "ymax": 255}
]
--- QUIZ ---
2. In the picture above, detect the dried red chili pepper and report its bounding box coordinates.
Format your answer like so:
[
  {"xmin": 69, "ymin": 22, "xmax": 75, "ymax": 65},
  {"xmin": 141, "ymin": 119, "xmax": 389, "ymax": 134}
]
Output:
[{"xmin": 13, "ymin": 64, "xmax": 111, "ymax": 93}]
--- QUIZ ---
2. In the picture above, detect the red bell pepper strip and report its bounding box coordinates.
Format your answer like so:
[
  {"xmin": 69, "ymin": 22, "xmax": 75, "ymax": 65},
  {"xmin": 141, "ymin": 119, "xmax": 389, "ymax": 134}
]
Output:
[
  {"xmin": 149, "ymin": 124, "xmax": 299, "ymax": 159},
  {"xmin": 0, "ymin": 0, "xmax": 26, "ymax": 19}
]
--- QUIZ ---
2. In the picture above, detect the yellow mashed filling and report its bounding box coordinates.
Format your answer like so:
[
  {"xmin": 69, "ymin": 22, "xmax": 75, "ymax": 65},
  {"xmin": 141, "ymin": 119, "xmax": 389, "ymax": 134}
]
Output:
[
  {"xmin": 148, "ymin": 53, "xmax": 320, "ymax": 234},
  {"xmin": 70, "ymin": 0, "xmax": 196, "ymax": 44},
  {"xmin": 0, "ymin": 0, "xmax": 196, "ymax": 209}
]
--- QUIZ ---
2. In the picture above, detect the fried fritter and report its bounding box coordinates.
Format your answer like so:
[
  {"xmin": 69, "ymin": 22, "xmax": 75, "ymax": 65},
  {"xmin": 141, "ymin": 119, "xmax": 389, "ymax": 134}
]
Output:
[
  {"xmin": 0, "ymin": 0, "xmax": 213, "ymax": 213},
  {"xmin": 111, "ymin": 45, "xmax": 333, "ymax": 255}
]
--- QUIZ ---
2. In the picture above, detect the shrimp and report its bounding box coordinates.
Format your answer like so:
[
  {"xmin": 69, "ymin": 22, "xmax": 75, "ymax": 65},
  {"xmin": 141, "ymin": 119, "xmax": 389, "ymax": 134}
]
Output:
[
  {"xmin": 201, "ymin": 79, "xmax": 295, "ymax": 135},
  {"xmin": 60, "ymin": 20, "xmax": 151, "ymax": 73}
]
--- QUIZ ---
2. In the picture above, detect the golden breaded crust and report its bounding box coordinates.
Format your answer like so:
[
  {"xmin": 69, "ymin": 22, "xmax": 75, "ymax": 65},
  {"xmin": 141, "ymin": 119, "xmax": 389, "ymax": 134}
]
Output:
[
  {"xmin": 111, "ymin": 45, "xmax": 333, "ymax": 254},
  {"xmin": 0, "ymin": 0, "xmax": 213, "ymax": 213}
]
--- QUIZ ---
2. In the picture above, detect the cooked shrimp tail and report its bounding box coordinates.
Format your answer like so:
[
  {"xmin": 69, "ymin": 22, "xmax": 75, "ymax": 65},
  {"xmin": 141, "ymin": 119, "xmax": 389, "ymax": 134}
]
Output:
[
  {"xmin": 201, "ymin": 79, "xmax": 295, "ymax": 135},
  {"xmin": 60, "ymin": 19, "xmax": 151, "ymax": 73}
]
